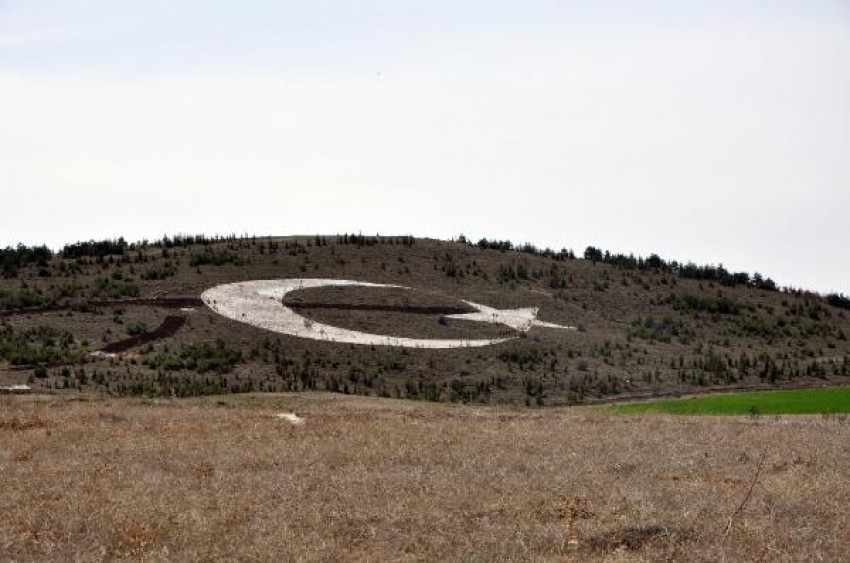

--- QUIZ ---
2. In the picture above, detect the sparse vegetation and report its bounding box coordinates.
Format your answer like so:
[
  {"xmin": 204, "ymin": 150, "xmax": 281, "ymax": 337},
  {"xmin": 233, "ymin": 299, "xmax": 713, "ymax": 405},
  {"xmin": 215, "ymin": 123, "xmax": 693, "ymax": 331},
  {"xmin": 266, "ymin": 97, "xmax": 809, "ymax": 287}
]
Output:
[
  {"xmin": 1, "ymin": 234, "xmax": 849, "ymax": 404},
  {"xmin": 90, "ymin": 277, "xmax": 140, "ymax": 299},
  {"xmin": 0, "ymin": 324, "xmax": 87, "ymax": 366},
  {"xmin": 189, "ymin": 251, "xmax": 246, "ymax": 267},
  {"xmin": 62, "ymin": 237, "xmax": 128, "ymax": 259},
  {"xmin": 675, "ymin": 294, "xmax": 742, "ymax": 315},
  {"xmin": 144, "ymin": 340, "xmax": 242, "ymax": 374},
  {"xmin": 0, "ymin": 286, "xmax": 47, "ymax": 310},
  {"xmin": 0, "ymin": 244, "xmax": 52, "ymax": 278},
  {"xmin": 629, "ymin": 316, "xmax": 694, "ymax": 344},
  {"xmin": 826, "ymin": 292, "xmax": 850, "ymax": 310},
  {"xmin": 0, "ymin": 393, "xmax": 847, "ymax": 561}
]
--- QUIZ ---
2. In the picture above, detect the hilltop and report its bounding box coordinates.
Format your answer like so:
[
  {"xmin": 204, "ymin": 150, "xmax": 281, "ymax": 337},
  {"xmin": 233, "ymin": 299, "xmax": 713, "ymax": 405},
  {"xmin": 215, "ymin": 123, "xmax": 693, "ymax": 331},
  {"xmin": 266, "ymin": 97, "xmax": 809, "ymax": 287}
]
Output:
[{"xmin": 1, "ymin": 234, "xmax": 849, "ymax": 404}]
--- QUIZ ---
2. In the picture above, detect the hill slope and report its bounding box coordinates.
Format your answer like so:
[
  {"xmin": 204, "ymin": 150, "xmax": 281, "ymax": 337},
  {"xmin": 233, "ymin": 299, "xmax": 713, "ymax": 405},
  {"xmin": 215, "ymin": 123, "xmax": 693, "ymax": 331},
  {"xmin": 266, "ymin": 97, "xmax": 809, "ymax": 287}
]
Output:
[{"xmin": 2, "ymin": 235, "xmax": 849, "ymax": 404}]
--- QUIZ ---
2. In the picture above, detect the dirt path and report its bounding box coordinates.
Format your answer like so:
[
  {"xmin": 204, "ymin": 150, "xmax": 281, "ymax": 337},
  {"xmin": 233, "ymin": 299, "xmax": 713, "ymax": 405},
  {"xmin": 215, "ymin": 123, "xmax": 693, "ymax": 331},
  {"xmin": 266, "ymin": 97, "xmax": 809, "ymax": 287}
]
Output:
[
  {"xmin": 0, "ymin": 297, "xmax": 203, "ymax": 317},
  {"xmin": 99, "ymin": 316, "xmax": 188, "ymax": 354}
]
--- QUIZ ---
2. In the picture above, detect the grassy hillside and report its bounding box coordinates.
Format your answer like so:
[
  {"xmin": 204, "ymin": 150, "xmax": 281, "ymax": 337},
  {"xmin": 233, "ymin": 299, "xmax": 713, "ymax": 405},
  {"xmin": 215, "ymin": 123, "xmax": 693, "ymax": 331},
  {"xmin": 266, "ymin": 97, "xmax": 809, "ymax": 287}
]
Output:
[
  {"xmin": 1, "ymin": 393, "xmax": 848, "ymax": 560},
  {"xmin": 2, "ymin": 234, "xmax": 849, "ymax": 404}
]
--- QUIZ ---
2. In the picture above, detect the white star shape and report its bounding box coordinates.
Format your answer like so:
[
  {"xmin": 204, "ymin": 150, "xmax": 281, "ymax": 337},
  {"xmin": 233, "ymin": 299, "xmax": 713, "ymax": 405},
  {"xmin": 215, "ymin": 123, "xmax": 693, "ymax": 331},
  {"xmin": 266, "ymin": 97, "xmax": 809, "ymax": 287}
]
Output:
[{"xmin": 446, "ymin": 301, "xmax": 575, "ymax": 333}]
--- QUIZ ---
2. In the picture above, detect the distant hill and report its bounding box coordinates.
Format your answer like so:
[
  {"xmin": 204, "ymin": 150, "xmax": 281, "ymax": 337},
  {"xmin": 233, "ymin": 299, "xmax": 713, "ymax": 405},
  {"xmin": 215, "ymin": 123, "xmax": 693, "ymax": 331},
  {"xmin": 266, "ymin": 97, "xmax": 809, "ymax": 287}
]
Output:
[{"xmin": 1, "ymin": 234, "xmax": 848, "ymax": 404}]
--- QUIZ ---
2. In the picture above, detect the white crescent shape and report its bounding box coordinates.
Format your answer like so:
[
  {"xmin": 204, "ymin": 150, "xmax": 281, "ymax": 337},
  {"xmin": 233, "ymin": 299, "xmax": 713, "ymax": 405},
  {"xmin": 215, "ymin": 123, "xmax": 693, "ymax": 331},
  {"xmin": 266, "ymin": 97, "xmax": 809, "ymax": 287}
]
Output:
[{"xmin": 201, "ymin": 279, "xmax": 516, "ymax": 349}]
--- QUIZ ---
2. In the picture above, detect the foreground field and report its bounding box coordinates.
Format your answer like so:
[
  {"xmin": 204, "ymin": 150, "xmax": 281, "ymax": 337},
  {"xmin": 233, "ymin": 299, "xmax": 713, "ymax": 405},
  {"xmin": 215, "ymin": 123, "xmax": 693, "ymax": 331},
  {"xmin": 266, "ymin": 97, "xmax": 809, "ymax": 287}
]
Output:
[
  {"xmin": 611, "ymin": 386, "xmax": 850, "ymax": 416},
  {"xmin": 1, "ymin": 393, "xmax": 848, "ymax": 561}
]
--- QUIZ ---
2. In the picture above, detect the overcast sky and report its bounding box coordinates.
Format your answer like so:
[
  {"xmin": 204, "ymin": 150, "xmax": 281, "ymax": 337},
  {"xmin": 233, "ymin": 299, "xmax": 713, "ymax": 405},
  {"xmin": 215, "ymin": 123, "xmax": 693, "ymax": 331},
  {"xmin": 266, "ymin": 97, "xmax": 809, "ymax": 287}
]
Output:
[{"xmin": 1, "ymin": 1, "xmax": 848, "ymax": 293}]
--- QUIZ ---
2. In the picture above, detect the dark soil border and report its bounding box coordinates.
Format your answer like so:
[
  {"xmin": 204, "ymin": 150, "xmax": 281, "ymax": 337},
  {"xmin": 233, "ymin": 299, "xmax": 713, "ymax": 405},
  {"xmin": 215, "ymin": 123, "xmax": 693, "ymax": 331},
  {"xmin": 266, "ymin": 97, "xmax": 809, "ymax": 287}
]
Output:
[
  {"xmin": 286, "ymin": 302, "xmax": 474, "ymax": 315},
  {"xmin": 0, "ymin": 297, "xmax": 203, "ymax": 317},
  {"xmin": 99, "ymin": 315, "xmax": 188, "ymax": 354}
]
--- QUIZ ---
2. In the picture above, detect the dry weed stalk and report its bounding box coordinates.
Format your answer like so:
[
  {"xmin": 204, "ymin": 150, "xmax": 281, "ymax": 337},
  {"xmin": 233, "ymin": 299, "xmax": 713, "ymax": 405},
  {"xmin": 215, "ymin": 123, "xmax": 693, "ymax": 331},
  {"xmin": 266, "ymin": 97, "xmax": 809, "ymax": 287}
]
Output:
[
  {"xmin": 723, "ymin": 453, "xmax": 766, "ymax": 537},
  {"xmin": 557, "ymin": 496, "xmax": 593, "ymax": 549}
]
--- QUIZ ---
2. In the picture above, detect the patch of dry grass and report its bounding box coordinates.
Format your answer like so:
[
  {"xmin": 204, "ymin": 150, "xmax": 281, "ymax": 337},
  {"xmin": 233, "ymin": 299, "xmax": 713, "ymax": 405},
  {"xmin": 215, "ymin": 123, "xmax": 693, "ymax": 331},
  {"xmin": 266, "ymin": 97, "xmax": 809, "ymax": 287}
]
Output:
[{"xmin": 1, "ymin": 393, "xmax": 848, "ymax": 561}]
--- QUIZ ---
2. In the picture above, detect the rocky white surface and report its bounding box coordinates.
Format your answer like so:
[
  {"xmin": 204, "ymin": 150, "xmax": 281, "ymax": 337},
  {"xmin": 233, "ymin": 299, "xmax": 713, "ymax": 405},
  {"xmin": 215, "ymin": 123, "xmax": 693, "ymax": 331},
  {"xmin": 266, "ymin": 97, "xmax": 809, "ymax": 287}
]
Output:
[
  {"xmin": 276, "ymin": 412, "xmax": 304, "ymax": 424},
  {"xmin": 201, "ymin": 279, "xmax": 571, "ymax": 349},
  {"xmin": 0, "ymin": 384, "xmax": 31, "ymax": 394},
  {"xmin": 447, "ymin": 301, "xmax": 575, "ymax": 332}
]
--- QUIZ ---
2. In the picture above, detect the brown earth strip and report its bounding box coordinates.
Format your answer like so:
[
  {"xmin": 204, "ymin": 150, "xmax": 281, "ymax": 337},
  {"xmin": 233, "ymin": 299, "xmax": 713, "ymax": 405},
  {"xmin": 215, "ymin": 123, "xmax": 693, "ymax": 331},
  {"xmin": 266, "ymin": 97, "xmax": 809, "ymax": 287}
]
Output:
[
  {"xmin": 101, "ymin": 297, "xmax": 203, "ymax": 309},
  {"xmin": 99, "ymin": 315, "xmax": 188, "ymax": 354},
  {"xmin": 0, "ymin": 297, "xmax": 203, "ymax": 317},
  {"xmin": 287, "ymin": 302, "xmax": 474, "ymax": 315}
]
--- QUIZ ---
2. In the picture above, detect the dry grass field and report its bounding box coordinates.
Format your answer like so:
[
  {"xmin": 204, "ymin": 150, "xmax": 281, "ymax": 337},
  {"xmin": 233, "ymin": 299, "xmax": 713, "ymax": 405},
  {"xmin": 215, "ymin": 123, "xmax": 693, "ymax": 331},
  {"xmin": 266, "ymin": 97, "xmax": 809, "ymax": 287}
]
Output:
[{"xmin": 2, "ymin": 392, "xmax": 848, "ymax": 561}]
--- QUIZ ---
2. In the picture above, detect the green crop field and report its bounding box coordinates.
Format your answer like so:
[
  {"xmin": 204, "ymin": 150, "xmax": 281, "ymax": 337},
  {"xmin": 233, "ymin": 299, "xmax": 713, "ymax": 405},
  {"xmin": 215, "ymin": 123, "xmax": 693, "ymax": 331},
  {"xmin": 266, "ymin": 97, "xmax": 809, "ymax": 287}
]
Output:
[{"xmin": 610, "ymin": 386, "xmax": 850, "ymax": 415}]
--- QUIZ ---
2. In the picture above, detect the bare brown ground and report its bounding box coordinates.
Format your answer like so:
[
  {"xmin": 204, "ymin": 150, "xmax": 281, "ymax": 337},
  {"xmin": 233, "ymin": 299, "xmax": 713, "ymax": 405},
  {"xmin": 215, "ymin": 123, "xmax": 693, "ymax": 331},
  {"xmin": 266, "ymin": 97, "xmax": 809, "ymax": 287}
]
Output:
[
  {"xmin": 1, "ymin": 393, "xmax": 848, "ymax": 561},
  {"xmin": 282, "ymin": 284, "xmax": 511, "ymax": 339}
]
